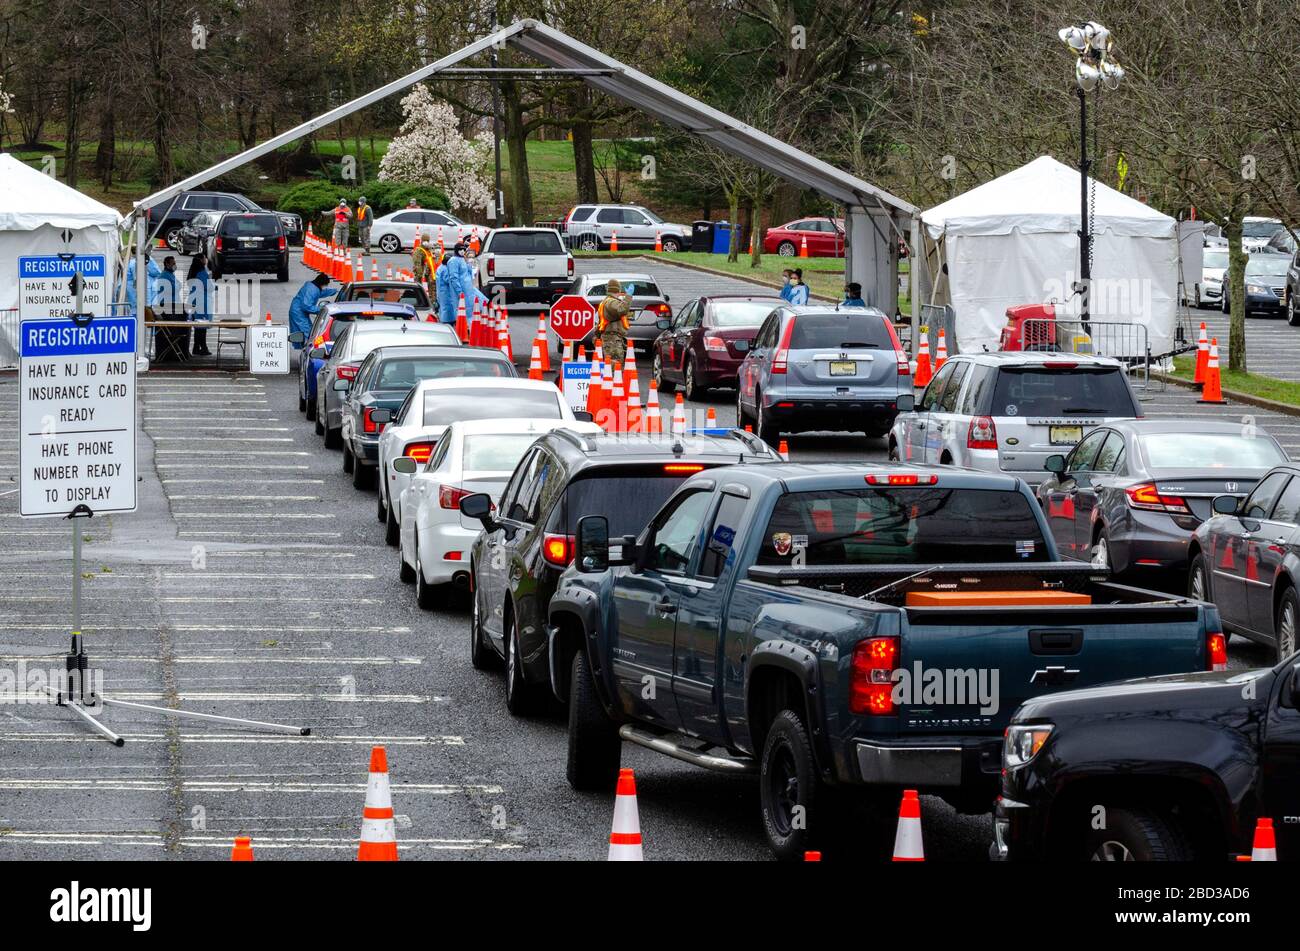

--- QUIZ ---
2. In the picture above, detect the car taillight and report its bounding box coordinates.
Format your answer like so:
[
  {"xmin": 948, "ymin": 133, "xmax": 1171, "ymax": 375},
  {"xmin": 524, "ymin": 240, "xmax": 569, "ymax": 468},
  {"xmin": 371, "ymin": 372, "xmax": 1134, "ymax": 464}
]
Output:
[
  {"xmin": 487, "ymin": 256, "xmax": 495, "ymax": 277},
  {"xmin": 651, "ymin": 302, "xmax": 672, "ymax": 316},
  {"xmin": 404, "ymin": 442, "xmax": 435, "ymax": 463},
  {"xmin": 703, "ymin": 335, "xmax": 727, "ymax": 352},
  {"xmin": 1125, "ymin": 482, "xmax": 1191, "ymax": 515},
  {"xmin": 1207, "ymin": 631, "xmax": 1228, "ymax": 671},
  {"xmin": 278, "ymin": 236, "xmax": 287, "ymax": 251},
  {"xmin": 865, "ymin": 473, "xmax": 938, "ymax": 486},
  {"xmin": 850, "ymin": 637, "xmax": 899, "ymax": 715},
  {"xmin": 439, "ymin": 485, "xmax": 471, "ymax": 509},
  {"xmin": 967, "ymin": 416, "xmax": 997, "ymax": 450},
  {"xmin": 772, "ymin": 317, "xmax": 796, "ymax": 374},
  {"xmin": 215, "ymin": 237, "xmax": 223, "ymax": 252},
  {"xmin": 363, "ymin": 408, "xmax": 384, "ymax": 434},
  {"xmin": 567, "ymin": 256, "xmax": 574, "ymax": 277},
  {"xmin": 543, "ymin": 533, "xmax": 575, "ymax": 567},
  {"xmin": 337, "ymin": 364, "xmax": 359, "ymax": 380},
  {"xmin": 882, "ymin": 317, "xmax": 910, "ymax": 375}
]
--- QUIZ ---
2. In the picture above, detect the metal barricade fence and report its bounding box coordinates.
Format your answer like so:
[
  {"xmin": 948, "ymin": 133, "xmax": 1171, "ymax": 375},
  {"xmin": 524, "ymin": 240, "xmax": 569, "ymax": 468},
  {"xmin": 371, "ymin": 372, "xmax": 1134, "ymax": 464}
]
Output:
[
  {"xmin": 1021, "ymin": 317, "xmax": 1150, "ymax": 388},
  {"xmin": 0, "ymin": 308, "xmax": 17, "ymax": 370},
  {"xmin": 917, "ymin": 303, "xmax": 957, "ymax": 358}
]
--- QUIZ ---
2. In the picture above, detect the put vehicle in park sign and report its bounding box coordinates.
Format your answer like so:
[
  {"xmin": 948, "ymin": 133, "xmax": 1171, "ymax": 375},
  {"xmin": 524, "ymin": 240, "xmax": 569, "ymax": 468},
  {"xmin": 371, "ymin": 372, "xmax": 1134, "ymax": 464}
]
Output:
[{"xmin": 19, "ymin": 316, "xmax": 137, "ymax": 517}]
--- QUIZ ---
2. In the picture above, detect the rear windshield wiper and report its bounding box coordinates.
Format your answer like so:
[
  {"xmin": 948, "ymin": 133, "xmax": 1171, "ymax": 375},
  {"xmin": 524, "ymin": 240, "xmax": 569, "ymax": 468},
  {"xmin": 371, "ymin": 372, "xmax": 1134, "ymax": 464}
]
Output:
[{"xmin": 838, "ymin": 341, "xmax": 878, "ymax": 348}]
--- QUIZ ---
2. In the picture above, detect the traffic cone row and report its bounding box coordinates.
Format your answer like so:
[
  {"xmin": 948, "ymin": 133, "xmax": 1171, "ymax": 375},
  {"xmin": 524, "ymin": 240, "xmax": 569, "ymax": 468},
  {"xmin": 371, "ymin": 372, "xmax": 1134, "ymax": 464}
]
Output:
[
  {"xmin": 454, "ymin": 294, "xmax": 468, "ymax": 343},
  {"xmin": 1198, "ymin": 337, "xmax": 1226, "ymax": 404},
  {"xmin": 914, "ymin": 333, "xmax": 933, "ymax": 387}
]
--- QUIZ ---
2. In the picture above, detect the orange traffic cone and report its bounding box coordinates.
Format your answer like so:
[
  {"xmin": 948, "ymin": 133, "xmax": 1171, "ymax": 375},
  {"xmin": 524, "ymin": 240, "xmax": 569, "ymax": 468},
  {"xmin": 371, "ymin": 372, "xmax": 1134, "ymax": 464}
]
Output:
[
  {"xmin": 608, "ymin": 768, "xmax": 644, "ymax": 861},
  {"xmin": 643, "ymin": 386, "xmax": 663, "ymax": 434},
  {"xmin": 536, "ymin": 313, "xmax": 551, "ymax": 373},
  {"xmin": 654, "ymin": 230, "xmax": 663, "ymax": 253},
  {"xmin": 385, "ymin": 263, "xmax": 394, "ymax": 280},
  {"xmin": 914, "ymin": 334, "xmax": 932, "ymax": 387},
  {"xmin": 799, "ymin": 234, "xmax": 809, "ymax": 258},
  {"xmin": 611, "ymin": 362, "xmax": 627, "ymax": 431},
  {"xmin": 1251, "ymin": 818, "xmax": 1278, "ymax": 861},
  {"xmin": 596, "ymin": 360, "xmax": 615, "ymax": 431},
  {"xmin": 748, "ymin": 230, "xmax": 754, "ymax": 255},
  {"xmin": 671, "ymin": 392, "xmax": 686, "ymax": 435},
  {"xmin": 705, "ymin": 407, "xmax": 717, "ymax": 429},
  {"xmin": 358, "ymin": 746, "xmax": 398, "ymax": 861},
  {"xmin": 353, "ymin": 252, "xmax": 363, "ymax": 283},
  {"xmin": 265, "ymin": 311, "xmax": 272, "ymax": 324},
  {"xmin": 586, "ymin": 355, "xmax": 605, "ymax": 417},
  {"xmin": 501, "ymin": 306, "xmax": 514, "ymax": 361},
  {"xmin": 626, "ymin": 374, "xmax": 643, "ymax": 432},
  {"xmin": 371, "ymin": 258, "xmax": 379, "ymax": 280},
  {"xmin": 935, "ymin": 329, "xmax": 948, "ymax": 370},
  {"xmin": 528, "ymin": 339, "xmax": 544, "ymax": 380},
  {"xmin": 497, "ymin": 310, "xmax": 512, "ymax": 361},
  {"xmin": 778, "ymin": 439, "xmax": 789, "ymax": 460},
  {"xmin": 1194, "ymin": 322, "xmax": 1209, "ymax": 385},
  {"xmin": 610, "ymin": 230, "xmax": 619, "ymax": 253},
  {"xmin": 1198, "ymin": 338, "xmax": 1226, "ymax": 404},
  {"xmin": 230, "ymin": 836, "xmax": 254, "ymax": 861},
  {"xmin": 470, "ymin": 227, "xmax": 481, "ymax": 255},
  {"xmin": 892, "ymin": 789, "xmax": 924, "ymax": 861},
  {"xmin": 455, "ymin": 294, "xmax": 468, "ymax": 343}
]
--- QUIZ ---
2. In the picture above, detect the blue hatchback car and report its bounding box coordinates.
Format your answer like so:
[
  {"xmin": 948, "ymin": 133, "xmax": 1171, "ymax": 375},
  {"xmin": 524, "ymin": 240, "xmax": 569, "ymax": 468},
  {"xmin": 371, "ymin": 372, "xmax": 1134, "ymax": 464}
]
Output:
[{"xmin": 292, "ymin": 300, "xmax": 417, "ymax": 419}]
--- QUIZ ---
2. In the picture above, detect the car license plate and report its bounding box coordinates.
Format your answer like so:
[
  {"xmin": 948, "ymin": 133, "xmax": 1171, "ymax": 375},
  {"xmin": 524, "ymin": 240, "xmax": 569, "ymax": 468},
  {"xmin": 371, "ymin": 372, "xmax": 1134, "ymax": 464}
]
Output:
[
  {"xmin": 829, "ymin": 360, "xmax": 857, "ymax": 376},
  {"xmin": 1050, "ymin": 425, "xmax": 1083, "ymax": 445},
  {"xmin": 522, "ymin": 278, "xmax": 538, "ymax": 288},
  {"xmin": 240, "ymin": 238, "xmax": 258, "ymax": 247}
]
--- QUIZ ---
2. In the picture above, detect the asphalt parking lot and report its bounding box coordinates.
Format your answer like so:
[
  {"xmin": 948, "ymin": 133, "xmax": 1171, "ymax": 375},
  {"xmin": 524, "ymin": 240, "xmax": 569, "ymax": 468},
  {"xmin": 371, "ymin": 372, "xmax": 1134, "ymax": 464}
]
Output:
[{"xmin": 0, "ymin": 250, "xmax": 1282, "ymax": 860}]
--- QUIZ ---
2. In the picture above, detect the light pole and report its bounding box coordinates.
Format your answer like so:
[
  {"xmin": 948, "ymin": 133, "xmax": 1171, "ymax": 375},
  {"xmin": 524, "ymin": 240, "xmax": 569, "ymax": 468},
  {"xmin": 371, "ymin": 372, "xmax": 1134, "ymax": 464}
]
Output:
[{"xmin": 1058, "ymin": 22, "xmax": 1124, "ymax": 324}]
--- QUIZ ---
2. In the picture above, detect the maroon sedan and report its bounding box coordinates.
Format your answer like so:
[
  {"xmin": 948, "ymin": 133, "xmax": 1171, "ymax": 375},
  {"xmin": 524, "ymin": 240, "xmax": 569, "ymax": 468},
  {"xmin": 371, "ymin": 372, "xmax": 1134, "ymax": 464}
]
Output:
[{"xmin": 651, "ymin": 295, "xmax": 782, "ymax": 400}]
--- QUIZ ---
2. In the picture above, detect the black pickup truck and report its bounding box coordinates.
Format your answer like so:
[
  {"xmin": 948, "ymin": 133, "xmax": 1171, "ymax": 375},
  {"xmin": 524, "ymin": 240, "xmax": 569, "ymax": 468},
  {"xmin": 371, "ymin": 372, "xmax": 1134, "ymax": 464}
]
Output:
[
  {"xmin": 995, "ymin": 657, "xmax": 1300, "ymax": 861},
  {"xmin": 547, "ymin": 463, "xmax": 1226, "ymax": 859}
]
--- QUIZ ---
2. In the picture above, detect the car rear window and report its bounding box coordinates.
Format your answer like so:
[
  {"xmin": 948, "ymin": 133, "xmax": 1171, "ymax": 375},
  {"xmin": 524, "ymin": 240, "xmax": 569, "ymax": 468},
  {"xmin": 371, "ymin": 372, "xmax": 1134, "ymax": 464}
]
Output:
[
  {"xmin": 990, "ymin": 367, "xmax": 1134, "ymax": 417},
  {"xmin": 351, "ymin": 329, "xmax": 456, "ymax": 359},
  {"xmin": 221, "ymin": 214, "xmax": 281, "ymax": 236},
  {"xmin": 489, "ymin": 231, "xmax": 564, "ymax": 255},
  {"xmin": 789, "ymin": 313, "xmax": 890, "ymax": 349},
  {"xmin": 375, "ymin": 357, "xmax": 512, "ymax": 389},
  {"xmin": 463, "ymin": 434, "xmax": 541, "ymax": 471},
  {"xmin": 347, "ymin": 286, "xmax": 429, "ymax": 308},
  {"xmin": 1140, "ymin": 432, "xmax": 1287, "ymax": 471},
  {"xmin": 711, "ymin": 301, "xmax": 778, "ymax": 327},
  {"xmin": 423, "ymin": 390, "xmax": 563, "ymax": 424},
  {"xmin": 552, "ymin": 467, "xmax": 709, "ymax": 535},
  {"xmin": 756, "ymin": 487, "xmax": 1049, "ymax": 566},
  {"xmin": 586, "ymin": 280, "xmax": 660, "ymax": 298}
]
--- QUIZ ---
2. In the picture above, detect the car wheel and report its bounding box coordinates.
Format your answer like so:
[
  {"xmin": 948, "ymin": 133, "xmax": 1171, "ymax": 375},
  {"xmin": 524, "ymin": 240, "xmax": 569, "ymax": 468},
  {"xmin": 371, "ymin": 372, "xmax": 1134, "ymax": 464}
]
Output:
[
  {"xmin": 342, "ymin": 445, "xmax": 354, "ymax": 474},
  {"xmin": 577, "ymin": 233, "xmax": 600, "ymax": 252},
  {"xmin": 469, "ymin": 579, "xmax": 500, "ymax": 671},
  {"xmin": 415, "ymin": 536, "xmax": 437, "ymax": 609},
  {"xmin": 504, "ymin": 610, "xmax": 545, "ymax": 717},
  {"xmin": 777, "ymin": 241, "xmax": 796, "ymax": 257},
  {"xmin": 385, "ymin": 497, "xmax": 401, "ymax": 546},
  {"xmin": 276, "ymin": 267, "xmax": 289, "ymax": 283},
  {"xmin": 298, "ymin": 394, "xmax": 306, "ymax": 413},
  {"xmin": 314, "ymin": 414, "xmax": 324, "ymax": 435},
  {"xmin": 566, "ymin": 649, "xmax": 621, "ymax": 791},
  {"xmin": 1091, "ymin": 532, "xmax": 1111, "ymax": 572},
  {"xmin": 165, "ymin": 228, "xmax": 183, "ymax": 251},
  {"xmin": 759, "ymin": 708, "xmax": 837, "ymax": 861},
  {"xmin": 324, "ymin": 426, "xmax": 341, "ymax": 450},
  {"xmin": 1188, "ymin": 553, "xmax": 1210, "ymax": 601},
  {"xmin": 1289, "ymin": 295, "xmax": 1300, "ymax": 327},
  {"xmin": 735, "ymin": 388, "xmax": 751, "ymax": 430},
  {"xmin": 661, "ymin": 236, "xmax": 681, "ymax": 253},
  {"xmin": 398, "ymin": 537, "xmax": 415, "ymax": 583},
  {"xmin": 352, "ymin": 458, "xmax": 373, "ymax": 490},
  {"xmin": 379, "ymin": 234, "xmax": 401, "ymax": 254},
  {"xmin": 653, "ymin": 353, "xmax": 674, "ymax": 392},
  {"xmin": 756, "ymin": 396, "xmax": 780, "ymax": 447},
  {"xmin": 1222, "ymin": 295, "xmax": 1230, "ymax": 314},
  {"xmin": 1275, "ymin": 587, "xmax": 1299, "ymax": 662},
  {"xmin": 376, "ymin": 484, "xmax": 387, "ymax": 522},
  {"xmin": 1082, "ymin": 806, "xmax": 1193, "ymax": 861},
  {"xmin": 684, "ymin": 356, "xmax": 705, "ymax": 402},
  {"xmin": 305, "ymin": 395, "xmax": 317, "ymax": 422}
]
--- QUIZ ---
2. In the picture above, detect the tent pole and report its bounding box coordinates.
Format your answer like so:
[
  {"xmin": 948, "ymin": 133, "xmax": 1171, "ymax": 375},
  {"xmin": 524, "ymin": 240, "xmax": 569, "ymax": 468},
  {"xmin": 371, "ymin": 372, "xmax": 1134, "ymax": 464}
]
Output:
[{"xmin": 134, "ymin": 218, "xmax": 146, "ymax": 358}]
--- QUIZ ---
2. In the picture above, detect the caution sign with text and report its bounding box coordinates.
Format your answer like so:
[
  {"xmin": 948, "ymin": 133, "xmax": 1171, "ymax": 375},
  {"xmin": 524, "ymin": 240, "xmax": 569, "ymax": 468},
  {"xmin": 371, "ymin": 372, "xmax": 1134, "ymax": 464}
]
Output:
[{"xmin": 19, "ymin": 317, "xmax": 138, "ymax": 517}]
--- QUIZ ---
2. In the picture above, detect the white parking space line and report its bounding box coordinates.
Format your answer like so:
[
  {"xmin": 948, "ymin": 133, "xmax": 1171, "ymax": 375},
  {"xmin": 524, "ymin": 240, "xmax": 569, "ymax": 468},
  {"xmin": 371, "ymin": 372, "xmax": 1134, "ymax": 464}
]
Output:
[
  {"xmin": 164, "ymin": 479, "xmax": 325, "ymax": 484},
  {"xmin": 172, "ymin": 512, "xmax": 334, "ymax": 519},
  {"xmin": 0, "ymin": 832, "xmax": 518, "ymax": 852},
  {"xmin": 153, "ymin": 437, "xmax": 295, "ymax": 443},
  {"xmin": 177, "ymin": 531, "xmax": 342, "ymax": 538},
  {"xmin": 0, "ymin": 778, "xmax": 488, "ymax": 792},
  {"xmin": 9, "ymin": 691, "xmax": 438, "ymax": 703},
  {"xmin": 0, "ymin": 653, "xmax": 420, "ymax": 665},
  {"xmin": 155, "ymin": 451, "xmax": 311, "ymax": 456},
  {"xmin": 156, "ymin": 465, "xmax": 310, "ymax": 470},
  {"xmin": 169, "ymin": 495, "xmax": 322, "ymax": 501},
  {"xmin": 0, "ymin": 732, "xmax": 461, "ymax": 745}
]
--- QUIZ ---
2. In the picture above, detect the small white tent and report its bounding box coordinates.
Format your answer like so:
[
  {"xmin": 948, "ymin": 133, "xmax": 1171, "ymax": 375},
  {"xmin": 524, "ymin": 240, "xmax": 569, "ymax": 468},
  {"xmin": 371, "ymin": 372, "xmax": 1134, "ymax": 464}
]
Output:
[
  {"xmin": 0, "ymin": 154, "xmax": 122, "ymax": 367},
  {"xmin": 920, "ymin": 155, "xmax": 1178, "ymax": 356}
]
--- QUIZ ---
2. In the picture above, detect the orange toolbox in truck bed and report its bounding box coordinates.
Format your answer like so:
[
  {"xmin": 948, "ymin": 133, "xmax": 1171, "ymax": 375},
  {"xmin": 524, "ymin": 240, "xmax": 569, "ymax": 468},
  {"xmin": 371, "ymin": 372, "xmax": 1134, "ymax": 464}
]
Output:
[{"xmin": 904, "ymin": 590, "xmax": 1093, "ymax": 607}]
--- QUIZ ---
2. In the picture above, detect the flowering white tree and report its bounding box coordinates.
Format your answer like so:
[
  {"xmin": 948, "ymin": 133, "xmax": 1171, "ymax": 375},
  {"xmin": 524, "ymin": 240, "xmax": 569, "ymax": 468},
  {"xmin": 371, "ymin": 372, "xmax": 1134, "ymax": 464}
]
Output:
[
  {"xmin": 0, "ymin": 76, "xmax": 14, "ymax": 114},
  {"xmin": 379, "ymin": 85, "xmax": 492, "ymax": 213}
]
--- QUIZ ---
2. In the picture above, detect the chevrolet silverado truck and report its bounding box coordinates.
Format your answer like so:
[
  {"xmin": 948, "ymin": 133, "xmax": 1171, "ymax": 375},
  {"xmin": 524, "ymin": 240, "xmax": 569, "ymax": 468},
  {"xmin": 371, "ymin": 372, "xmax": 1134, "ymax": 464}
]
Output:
[
  {"xmin": 547, "ymin": 463, "xmax": 1226, "ymax": 859},
  {"xmin": 995, "ymin": 657, "xmax": 1300, "ymax": 861}
]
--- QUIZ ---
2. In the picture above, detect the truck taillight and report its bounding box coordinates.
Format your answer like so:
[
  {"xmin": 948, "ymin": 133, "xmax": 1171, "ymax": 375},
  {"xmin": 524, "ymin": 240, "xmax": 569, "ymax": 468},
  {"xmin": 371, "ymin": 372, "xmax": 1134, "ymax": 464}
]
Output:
[
  {"xmin": 278, "ymin": 236, "xmax": 287, "ymax": 251},
  {"xmin": 363, "ymin": 408, "xmax": 384, "ymax": 434},
  {"xmin": 1207, "ymin": 631, "xmax": 1228, "ymax": 671},
  {"xmin": 865, "ymin": 473, "xmax": 937, "ymax": 486},
  {"xmin": 771, "ymin": 317, "xmax": 796, "ymax": 374},
  {"xmin": 967, "ymin": 416, "xmax": 997, "ymax": 450},
  {"xmin": 567, "ymin": 256, "xmax": 574, "ymax": 277},
  {"xmin": 850, "ymin": 637, "xmax": 899, "ymax": 715},
  {"xmin": 439, "ymin": 484, "xmax": 471, "ymax": 509},
  {"xmin": 1125, "ymin": 482, "xmax": 1191, "ymax": 515},
  {"xmin": 404, "ymin": 441, "xmax": 435, "ymax": 463},
  {"xmin": 543, "ymin": 533, "xmax": 575, "ymax": 567},
  {"xmin": 487, "ymin": 256, "xmax": 495, "ymax": 277},
  {"xmin": 703, "ymin": 335, "xmax": 727, "ymax": 352}
]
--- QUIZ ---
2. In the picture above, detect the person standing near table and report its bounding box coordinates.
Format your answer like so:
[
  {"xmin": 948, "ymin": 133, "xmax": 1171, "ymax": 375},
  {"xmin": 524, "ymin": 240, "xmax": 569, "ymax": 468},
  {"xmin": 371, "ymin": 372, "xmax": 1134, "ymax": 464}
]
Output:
[
  {"xmin": 186, "ymin": 253, "xmax": 214, "ymax": 356},
  {"xmin": 156, "ymin": 256, "xmax": 181, "ymax": 314}
]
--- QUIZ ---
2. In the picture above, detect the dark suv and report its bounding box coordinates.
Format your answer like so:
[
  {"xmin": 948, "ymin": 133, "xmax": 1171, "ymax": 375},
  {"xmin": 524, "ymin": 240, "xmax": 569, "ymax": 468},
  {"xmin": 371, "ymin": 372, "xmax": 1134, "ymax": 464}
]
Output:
[
  {"xmin": 206, "ymin": 212, "xmax": 290, "ymax": 281},
  {"xmin": 460, "ymin": 430, "xmax": 780, "ymax": 715},
  {"xmin": 144, "ymin": 189, "xmax": 303, "ymax": 251}
]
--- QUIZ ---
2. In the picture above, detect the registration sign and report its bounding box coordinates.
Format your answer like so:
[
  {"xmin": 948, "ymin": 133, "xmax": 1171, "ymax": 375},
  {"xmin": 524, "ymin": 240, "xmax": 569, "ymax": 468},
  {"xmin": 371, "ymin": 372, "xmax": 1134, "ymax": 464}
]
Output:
[
  {"xmin": 562, "ymin": 360, "xmax": 592, "ymax": 414},
  {"xmin": 19, "ymin": 316, "xmax": 137, "ymax": 517},
  {"xmin": 19, "ymin": 255, "xmax": 108, "ymax": 319}
]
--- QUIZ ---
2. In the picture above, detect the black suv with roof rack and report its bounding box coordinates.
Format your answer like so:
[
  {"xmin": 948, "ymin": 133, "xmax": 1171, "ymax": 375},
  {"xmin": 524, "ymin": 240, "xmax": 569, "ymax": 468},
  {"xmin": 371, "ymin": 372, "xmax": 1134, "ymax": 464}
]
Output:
[
  {"xmin": 205, "ymin": 211, "xmax": 290, "ymax": 281},
  {"xmin": 459, "ymin": 429, "xmax": 780, "ymax": 715},
  {"xmin": 143, "ymin": 189, "xmax": 303, "ymax": 251}
]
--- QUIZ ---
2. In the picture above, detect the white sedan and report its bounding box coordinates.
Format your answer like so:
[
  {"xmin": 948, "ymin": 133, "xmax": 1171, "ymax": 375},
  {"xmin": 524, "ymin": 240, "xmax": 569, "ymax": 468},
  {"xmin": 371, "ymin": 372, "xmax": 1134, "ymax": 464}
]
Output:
[
  {"xmin": 396, "ymin": 417, "xmax": 600, "ymax": 605},
  {"xmin": 370, "ymin": 209, "xmax": 486, "ymax": 253},
  {"xmin": 378, "ymin": 377, "xmax": 588, "ymax": 545}
]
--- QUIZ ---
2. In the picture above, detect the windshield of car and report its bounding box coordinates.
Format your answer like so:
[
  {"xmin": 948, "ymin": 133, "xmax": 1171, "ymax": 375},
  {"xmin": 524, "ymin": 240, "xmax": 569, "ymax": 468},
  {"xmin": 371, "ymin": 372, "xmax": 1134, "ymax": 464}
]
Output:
[
  {"xmin": 554, "ymin": 468, "xmax": 706, "ymax": 535},
  {"xmin": 374, "ymin": 357, "xmax": 512, "ymax": 389},
  {"xmin": 990, "ymin": 367, "xmax": 1134, "ymax": 417},
  {"xmin": 1203, "ymin": 250, "xmax": 1228, "ymax": 269},
  {"xmin": 350, "ymin": 329, "xmax": 456, "ymax": 359},
  {"xmin": 489, "ymin": 231, "xmax": 564, "ymax": 255},
  {"xmin": 756, "ymin": 487, "xmax": 1050, "ymax": 566},
  {"xmin": 220, "ymin": 214, "xmax": 280, "ymax": 236},
  {"xmin": 463, "ymin": 434, "xmax": 542, "ymax": 471},
  {"xmin": 1243, "ymin": 220, "xmax": 1282, "ymax": 238},
  {"xmin": 586, "ymin": 279, "xmax": 661, "ymax": 299},
  {"xmin": 1140, "ymin": 432, "xmax": 1287, "ymax": 470},
  {"xmin": 711, "ymin": 301, "xmax": 779, "ymax": 327},
  {"xmin": 423, "ymin": 389, "xmax": 563, "ymax": 424},
  {"xmin": 1246, "ymin": 255, "xmax": 1289, "ymax": 278},
  {"xmin": 789, "ymin": 313, "xmax": 890, "ymax": 349},
  {"xmin": 637, "ymin": 207, "xmax": 665, "ymax": 224}
]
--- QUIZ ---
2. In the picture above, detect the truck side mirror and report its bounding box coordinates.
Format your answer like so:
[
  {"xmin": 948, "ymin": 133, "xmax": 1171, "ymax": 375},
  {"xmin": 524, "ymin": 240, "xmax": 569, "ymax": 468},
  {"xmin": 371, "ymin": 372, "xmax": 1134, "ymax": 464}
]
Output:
[
  {"xmin": 896, "ymin": 393, "xmax": 915, "ymax": 413},
  {"xmin": 1045, "ymin": 454, "xmax": 1067, "ymax": 475},
  {"xmin": 1212, "ymin": 495, "xmax": 1240, "ymax": 515},
  {"xmin": 459, "ymin": 492, "xmax": 495, "ymax": 528},
  {"xmin": 392, "ymin": 457, "xmax": 417, "ymax": 475},
  {"xmin": 576, "ymin": 515, "xmax": 610, "ymax": 573}
]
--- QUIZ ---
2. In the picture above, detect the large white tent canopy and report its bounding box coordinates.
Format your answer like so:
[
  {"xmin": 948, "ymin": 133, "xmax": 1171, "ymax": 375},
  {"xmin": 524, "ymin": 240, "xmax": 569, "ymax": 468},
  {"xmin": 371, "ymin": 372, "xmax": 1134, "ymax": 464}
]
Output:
[{"xmin": 919, "ymin": 155, "xmax": 1178, "ymax": 355}]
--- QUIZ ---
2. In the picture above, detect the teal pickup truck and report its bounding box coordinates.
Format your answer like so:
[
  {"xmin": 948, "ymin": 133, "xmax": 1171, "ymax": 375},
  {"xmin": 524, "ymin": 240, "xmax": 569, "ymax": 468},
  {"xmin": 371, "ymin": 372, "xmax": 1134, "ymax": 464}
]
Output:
[{"xmin": 546, "ymin": 463, "xmax": 1225, "ymax": 860}]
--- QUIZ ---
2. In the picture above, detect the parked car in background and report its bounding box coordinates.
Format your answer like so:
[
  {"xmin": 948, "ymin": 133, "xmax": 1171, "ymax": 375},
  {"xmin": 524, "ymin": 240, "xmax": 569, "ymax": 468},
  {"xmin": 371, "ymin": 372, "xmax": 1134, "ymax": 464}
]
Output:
[
  {"xmin": 1287, "ymin": 247, "xmax": 1300, "ymax": 326},
  {"xmin": 314, "ymin": 319, "xmax": 458, "ymax": 448},
  {"xmin": 291, "ymin": 300, "xmax": 417, "ymax": 418},
  {"xmin": 370, "ymin": 209, "xmax": 479, "ymax": 253},
  {"xmin": 890, "ymin": 352, "xmax": 1142, "ymax": 485},
  {"xmin": 334, "ymin": 280, "xmax": 435, "ymax": 320},
  {"xmin": 177, "ymin": 211, "xmax": 222, "ymax": 256},
  {"xmin": 561, "ymin": 204, "xmax": 692, "ymax": 252},
  {"xmin": 1197, "ymin": 247, "xmax": 1228, "ymax": 308},
  {"xmin": 205, "ymin": 212, "xmax": 289, "ymax": 281},
  {"xmin": 144, "ymin": 189, "xmax": 302, "ymax": 250},
  {"xmin": 1037, "ymin": 419, "xmax": 1287, "ymax": 584},
  {"xmin": 762, "ymin": 217, "xmax": 845, "ymax": 257},
  {"xmin": 551, "ymin": 272, "xmax": 672, "ymax": 355},
  {"xmin": 1264, "ymin": 228, "xmax": 1296, "ymax": 257},
  {"xmin": 1241, "ymin": 216, "xmax": 1284, "ymax": 253},
  {"xmin": 1189, "ymin": 464, "xmax": 1300, "ymax": 663},
  {"xmin": 651, "ymin": 294, "xmax": 781, "ymax": 399},
  {"xmin": 736, "ymin": 304, "xmax": 910, "ymax": 443},
  {"xmin": 995, "ymin": 657, "xmax": 1299, "ymax": 862},
  {"xmin": 461, "ymin": 429, "xmax": 779, "ymax": 715},
  {"xmin": 476, "ymin": 227, "xmax": 574, "ymax": 305},
  {"xmin": 1222, "ymin": 253, "xmax": 1290, "ymax": 317},
  {"xmin": 396, "ymin": 417, "xmax": 601, "ymax": 603}
]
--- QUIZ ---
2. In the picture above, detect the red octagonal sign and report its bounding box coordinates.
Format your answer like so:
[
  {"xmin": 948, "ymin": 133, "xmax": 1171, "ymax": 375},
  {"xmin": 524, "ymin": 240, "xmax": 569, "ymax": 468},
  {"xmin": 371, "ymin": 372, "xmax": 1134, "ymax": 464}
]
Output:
[{"xmin": 549, "ymin": 294, "xmax": 597, "ymax": 343}]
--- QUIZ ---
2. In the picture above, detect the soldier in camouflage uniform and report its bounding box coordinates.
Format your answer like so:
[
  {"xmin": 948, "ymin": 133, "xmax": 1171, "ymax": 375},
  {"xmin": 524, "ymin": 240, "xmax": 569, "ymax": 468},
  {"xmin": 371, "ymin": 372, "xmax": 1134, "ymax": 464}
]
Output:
[{"xmin": 597, "ymin": 278, "xmax": 631, "ymax": 364}]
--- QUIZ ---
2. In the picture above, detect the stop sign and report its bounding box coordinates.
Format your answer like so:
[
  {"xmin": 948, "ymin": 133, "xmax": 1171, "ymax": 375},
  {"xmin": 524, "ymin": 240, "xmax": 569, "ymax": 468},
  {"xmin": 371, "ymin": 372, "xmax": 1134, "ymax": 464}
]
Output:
[{"xmin": 549, "ymin": 294, "xmax": 598, "ymax": 343}]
